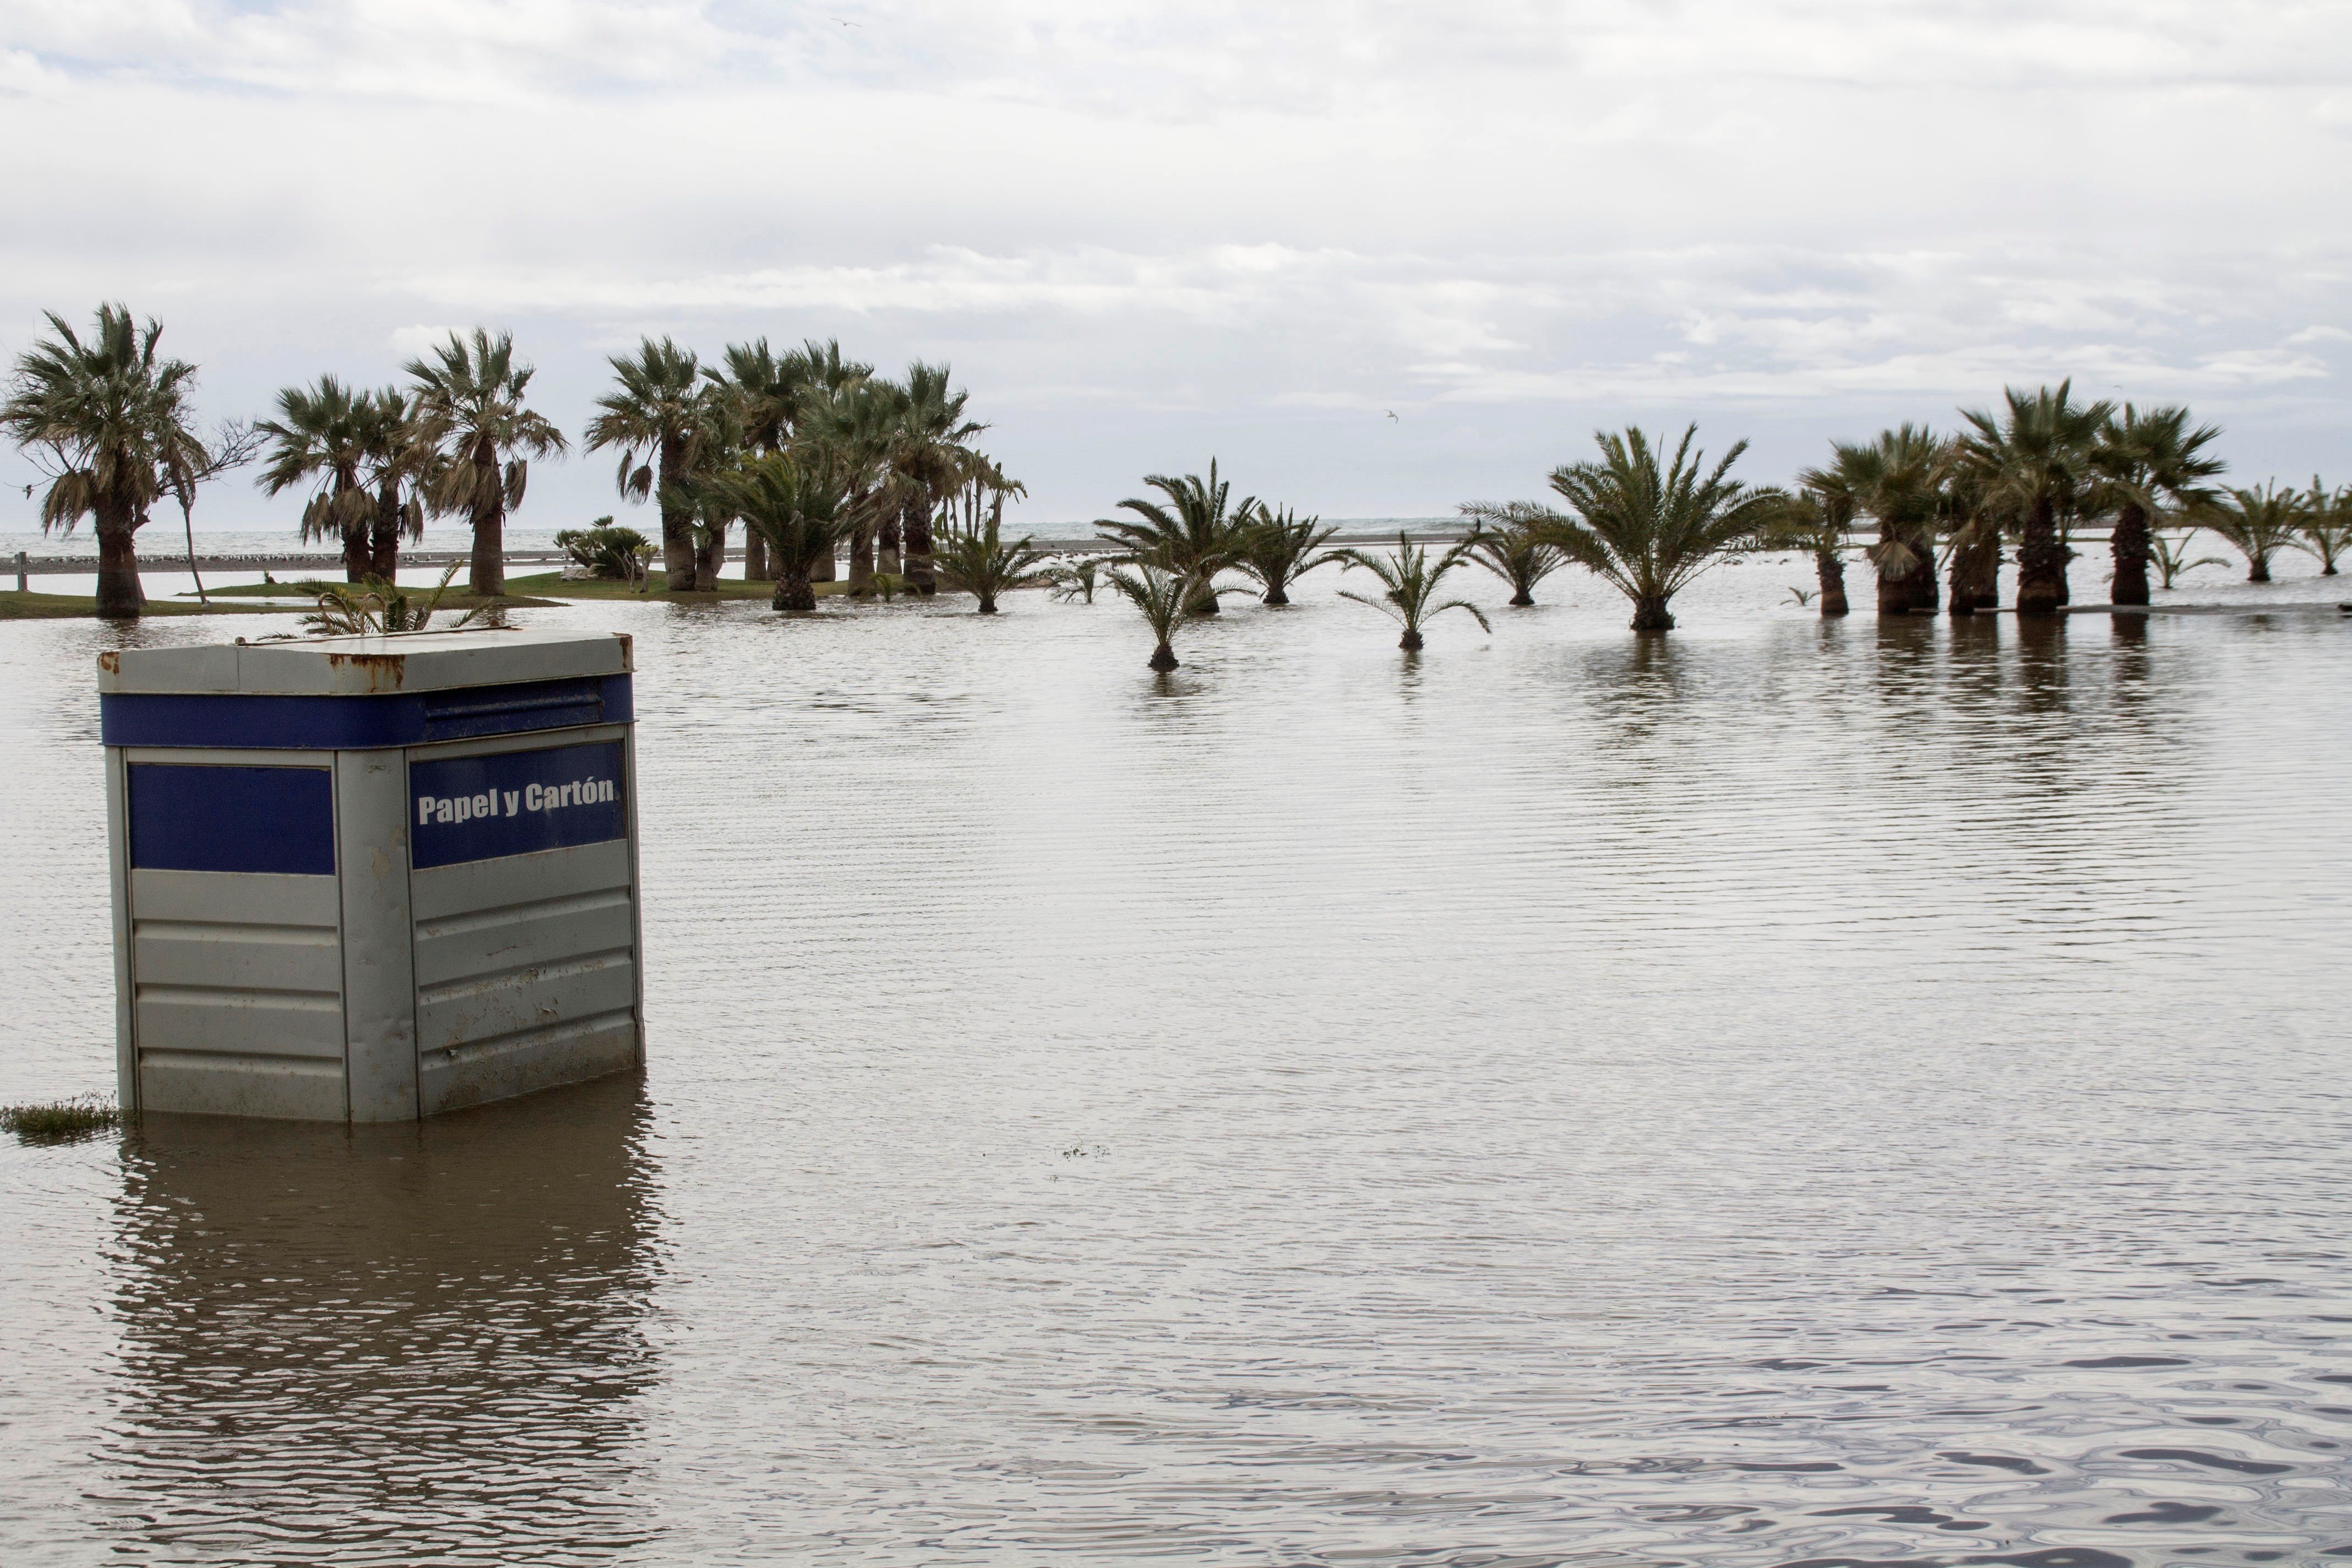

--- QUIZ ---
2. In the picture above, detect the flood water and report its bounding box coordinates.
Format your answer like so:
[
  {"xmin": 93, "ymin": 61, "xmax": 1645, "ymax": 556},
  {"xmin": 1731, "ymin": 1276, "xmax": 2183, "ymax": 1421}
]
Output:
[{"xmin": 2, "ymin": 552, "xmax": 2349, "ymax": 1566}]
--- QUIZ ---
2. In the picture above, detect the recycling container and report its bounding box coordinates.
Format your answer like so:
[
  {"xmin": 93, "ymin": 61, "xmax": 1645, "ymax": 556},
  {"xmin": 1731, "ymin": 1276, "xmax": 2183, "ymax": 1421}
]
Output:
[{"xmin": 98, "ymin": 628, "xmax": 644, "ymax": 1121}]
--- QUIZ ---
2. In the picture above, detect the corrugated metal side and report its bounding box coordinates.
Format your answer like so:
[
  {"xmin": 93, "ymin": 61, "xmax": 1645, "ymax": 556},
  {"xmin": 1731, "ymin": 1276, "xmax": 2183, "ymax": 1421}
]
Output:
[
  {"xmin": 129, "ymin": 868, "xmax": 347, "ymax": 1120},
  {"xmin": 409, "ymin": 839, "xmax": 638, "ymax": 1115}
]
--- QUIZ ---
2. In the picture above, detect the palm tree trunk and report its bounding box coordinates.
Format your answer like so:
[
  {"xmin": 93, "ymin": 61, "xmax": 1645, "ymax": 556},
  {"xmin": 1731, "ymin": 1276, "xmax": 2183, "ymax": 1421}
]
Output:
[
  {"xmin": 848, "ymin": 522, "xmax": 875, "ymax": 594},
  {"xmin": 2015, "ymin": 496, "xmax": 2065, "ymax": 617},
  {"xmin": 772, "ymin": 570, "xmax": 815, "ymax": 612},
  {"xmin": 2110, "ymin": 499, "xmax": 2152, "ymax": 606},
  {"xmin": 810, "ymin": 543, "xmax": 837, "ymax": 581},
  {"xmin": 94, "ymin": 497, "xmax": 142, "ymax": 619},
  {"xmin": 903, "ymin": 499, "xmax": 935, "ymax": 595},
  {"xmin": 879, "ymin": 510, "xmax": 902, "ymax": 575},
  {"xmin": 371, "ymin": 475, "xmax": 403, "ymax": 581},
  {"xmin": 1148, "ymin": 640, "xmax": 1178, "ymax": 671},
  {"xmin": 657, "ymin": 439, "xmax": 695, "ymax": 592},
  {"xmin": 1906, "ymin": 527, "xmax": 1940, "ymax": 613},
  {"xmin": 1265, "ymin": 582, "xmax": 1292, "ymax": 606},
  {"xmin": 467, "ymin": 447, "xmax": 504, "ymax": 597},
  {"xmin": 743, "ymin": 530, "xmax": 771, "ymax": 582},
  {"xmin": 2249, "ymin": 555, "xmax": 2271, "ymax": 584},
  {"xmin": 1630, "ymin": 594, "xmax": 1674, "ymax": 631},
  {"xmin": 977, "ymin": 589, "xmax": 998, "ymax": 614},
  {"xmin": 696, "ymin": 520, "xmax": 727, "ymax": 590},
  {"xmin": 1400, "ymin": 628, "xmax": 1424, "ymax": 650},
  {"xmin": 1818, "ymin": 551, "xmax": 1849, "ymax": 617}
]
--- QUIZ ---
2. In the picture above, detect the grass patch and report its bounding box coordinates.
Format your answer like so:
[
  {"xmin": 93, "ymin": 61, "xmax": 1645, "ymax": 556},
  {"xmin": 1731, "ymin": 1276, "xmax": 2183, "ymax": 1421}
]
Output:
[
  {"xmin": 2, "ymin": 1096, "xmax": 121, "ymax": 1142},
  {"xmin": 181, "ymin": 579, "xmax": 562, "ymax": 609},
  {"xmin": 0, "ymin": 591, "xmax": 269, "ymax": 620}
]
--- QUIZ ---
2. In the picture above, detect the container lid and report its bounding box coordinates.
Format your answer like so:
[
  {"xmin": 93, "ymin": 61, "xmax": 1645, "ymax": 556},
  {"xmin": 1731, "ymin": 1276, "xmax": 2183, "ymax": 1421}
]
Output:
[{"xmin": 97, "ymin": 628, "xmax": 634, "ymax": 696}]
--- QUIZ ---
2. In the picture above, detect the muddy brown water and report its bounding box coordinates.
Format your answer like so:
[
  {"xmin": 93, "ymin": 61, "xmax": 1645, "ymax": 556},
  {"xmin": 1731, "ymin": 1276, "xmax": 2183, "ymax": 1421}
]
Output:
[{"xmin": 2, "ymin": 554, "xmax": 2348, "ymax": 1566}]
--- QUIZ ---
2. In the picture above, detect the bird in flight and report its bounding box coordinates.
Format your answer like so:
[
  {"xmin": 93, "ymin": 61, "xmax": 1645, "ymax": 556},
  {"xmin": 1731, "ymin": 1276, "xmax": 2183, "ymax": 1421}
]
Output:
[{"xmin": 1384, "ymin": 410, "xmax": 1399, "ymax": 422}]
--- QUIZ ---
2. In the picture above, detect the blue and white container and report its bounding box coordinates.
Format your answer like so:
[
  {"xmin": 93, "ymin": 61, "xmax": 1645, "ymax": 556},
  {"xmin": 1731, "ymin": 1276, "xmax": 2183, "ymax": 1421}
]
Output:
[{"xmin": 99, "ymin": 629, "xmax": 644, "ymax": 1122}]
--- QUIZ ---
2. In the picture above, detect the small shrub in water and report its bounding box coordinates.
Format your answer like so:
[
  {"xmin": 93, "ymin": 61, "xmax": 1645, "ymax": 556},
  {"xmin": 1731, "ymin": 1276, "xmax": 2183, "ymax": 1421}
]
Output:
[{"xmin": 2, "ymin": 1096, "xmax": 121, "ymax": 1143}]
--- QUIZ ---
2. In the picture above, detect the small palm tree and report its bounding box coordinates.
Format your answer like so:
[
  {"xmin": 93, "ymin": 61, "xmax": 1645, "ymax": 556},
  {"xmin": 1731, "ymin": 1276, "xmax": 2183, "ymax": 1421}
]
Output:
[
  {"xmin": 1957, "ymin": 381, "xmax": 2113, "ymax": 617},
  {"xmin": 1103, "ymin": 562, "xmax": 1196, "ymax": 670},
  {"xmin": 2091, "ymin": 405, "xmax": 2225, "ymax": 606},
  {"xmin": 257, "ymin": 375, "xmax": 378, "ymax": 581},
  {"xmin": 1049, "ymin": 557, "xmax": 1104, "ymax": 603},
  {"xmin": 2205, "ymin": 483, "xmax": 2305, "ymax": 582},
  {"xmin": 1456, "ymin": 500, "xmax": 1568, "ymax": 606},
  {"xmin": 304, "ymin": 559, "xmax": 487, "ymax": 635},
  {"xmin": 1095, "ymin": 461, "xmax": 1256, "ymax": 613},
  {"xmin": 1330, "ymin": 532, "xmax": 1493, "ymax": 650},
  {"xmin": 1523, "ymin": 424, "xmax": 1783, "ymax": 631},
  {"xmin": 1763, "ymin": 487, "xmax": 1853, "ymax": 617},
  {"xmin": 585, "ymin": 337, "xmax": 728, "ymax": 592},
  {"xmin": 1237, "ymin": 503, "xmax": 1339, "ymax": 605},
  {"xmin": 1803, "ymin": 424, "xmax": 1948, "ymax": 614},
  {"xmin": 2149, "ymin": 525, "xmax": 2228, "ymax": 590},
  {"xmin": 707, "ymin": 453, "xmax": 857, "ymax": 612},
  {"xmin": 554, "ymin": 522, "xmax": 654, "ymax": 582},
  {"xmin": 2298, "ymin": 478, "xmax": 2348, "ymax": 576},
  {"xmin": 935, "ymin": 511, "xmax": 1053, "ymax": 613},
  {"xmin": 406, "ymin": 329, "xmax": 567, "ymax": 597},
  {"xmin": 1, "ymin": 303, "xmax": 206, "ymax": 617}
]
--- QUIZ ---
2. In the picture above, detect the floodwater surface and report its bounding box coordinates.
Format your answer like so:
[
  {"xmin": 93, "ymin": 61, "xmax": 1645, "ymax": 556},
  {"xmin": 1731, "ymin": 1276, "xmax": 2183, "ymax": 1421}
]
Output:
[{"xmin": 1, "ymin": 554, "xmax": 2348, "ymax": 1566}]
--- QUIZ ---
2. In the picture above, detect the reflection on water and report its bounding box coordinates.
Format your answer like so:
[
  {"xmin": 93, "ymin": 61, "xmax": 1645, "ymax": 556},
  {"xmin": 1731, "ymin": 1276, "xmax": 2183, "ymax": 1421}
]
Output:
[
  {"xmin": 94, "ymin": 1076, "xmax": 658, "ymax": 1565},
  {"xmin": 1, "ymin": 558, "xmax": 2350, "ymax": 1564}
]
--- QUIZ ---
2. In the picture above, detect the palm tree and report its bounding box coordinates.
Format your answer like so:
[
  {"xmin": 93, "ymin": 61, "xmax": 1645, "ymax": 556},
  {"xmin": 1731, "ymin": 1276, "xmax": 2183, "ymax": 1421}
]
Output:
[
  {"xmin": 2298, "ymin": 478, "xmax": 2348, "ymax": 576},
  {"xmin": 2205, "ymin": 483, "xmax": 2305, "ymax": 582},
  {"xmin": 256, "ymin": 375, "xmax": 377, "ymax": 581},
  {"xmin": 1801, "ymin": 424, "xmax": 1947, "ymax": 615},
  {"xmin": 405, "ymin": 329, "xmax": 567, "ymax": 597},
  {"xmin": 1104, "ymin": 562, "xmax": 1196, "ymax": 671},
  {"xmin": 1049, "ymin": 557, "xmax": 1104, "ymax": 603},
  {"xmin": 584, "ymin": 337, "xmax": 726, "ymax": 592},
  {"xmin": 1331, "ymin": 533, "xmax": 1493, "ymax": 650},
  {"xmin": 2092, "ymin": 405, "xmax": 2225, "ymax": 606},
  {"xmin": 1095, "ymin": 461, "xmax": 1257, "ymax": 613},
  {"xmin": 1523, "ymin": 424, "xmax": 1783, "ymax": 631},
  {"xmin": 935, "ymin": 508, "xmax": 1052, "ymax": 613},
  {"xmin": 1957, "ymin": 381, "xmax": 2113, "ymax": 618},
  {"xmin": 709, "ymin": 337, "xmax": 875, "ymax": 583},
  {"xmin": 2149, "ymin": 521, "xmax": 2228, "ymax": 590},
  {"xmin": 892, "ymin": 361, "xmax": 985, "ymax": 595},
  {"xmin": 709, "ymin": 453, "xmax": 857, "ymax": 611},
  {"xmin": 1937, "ymin": 461, "xmax": 2002, "ymax": 614},
  {"xmin": 1, "ymin": 303, "xmax": 205, "ymax": 617},
  {"xmin": 1456, "ymin": 500, "xmax": 1568, "ymax": 606},
  {"xmin": 359, "ymin": 387, "xmax": 427, "ymax": 581},
  {"xmin": 1235, "ymin": 503, "xmax": 1340, "ymax": 605},
  {"xmin": 1764, "ymin": 487, "xmax": 1854, "ymax": 616},
  {"xmin": 799, "ymin": 377, "xmax": 907, "ymax": 595}
]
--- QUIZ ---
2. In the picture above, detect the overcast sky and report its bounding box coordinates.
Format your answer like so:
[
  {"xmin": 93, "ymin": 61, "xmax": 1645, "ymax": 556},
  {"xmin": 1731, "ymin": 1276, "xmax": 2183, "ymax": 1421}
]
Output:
[{"xmin": 3, "ymin": 0, "xmax": 2348, "ymax": 530}]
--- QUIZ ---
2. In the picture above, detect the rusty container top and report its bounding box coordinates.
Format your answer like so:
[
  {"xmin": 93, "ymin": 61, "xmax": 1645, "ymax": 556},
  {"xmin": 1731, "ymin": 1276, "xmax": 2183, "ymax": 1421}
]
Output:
[{"xmin": 97, "ymin": 628, "xmax": 633, "ymax": 696}]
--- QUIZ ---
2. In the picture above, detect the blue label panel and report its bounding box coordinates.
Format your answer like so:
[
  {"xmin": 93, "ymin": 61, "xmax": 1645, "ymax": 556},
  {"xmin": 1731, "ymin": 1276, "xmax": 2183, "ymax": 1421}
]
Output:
[
  {"xmin": 410, "ymin": 742, "xmax": 628, "ymax": 869},
  {"xmin": 101, "ymin": 674, "xmax": 634, "ymax": 750},
  {"xmin": 129, "ymin": 764, "xmax": 336, "ymax": 875}
]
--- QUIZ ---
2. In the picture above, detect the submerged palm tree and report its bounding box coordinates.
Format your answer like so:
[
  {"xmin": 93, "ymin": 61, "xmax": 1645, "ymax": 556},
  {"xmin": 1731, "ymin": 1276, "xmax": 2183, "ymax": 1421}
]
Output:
[
  {"xmin": 935, "ymin": 511, "xmax": 1052, "ymax": 613},
  {"xmin": 2206, "ymin": 483, "xmax": 2305, "ymax": 582},
  {"xmin": 1330, "ymin": 533, "xmax": 1493, "ymax": 650},
  {"xmin": 1049, "ymin": 557, "xmax": 1104, "ymax": 603},
  {"xmin": 1104, "ymin": 562, "xmax": 1196, "ymax": 670},
  {"xmin": 1804, "ymin": 424, "xmax": 1948, "ymax": 614},
  {"xmin": 585, "ymin": 337, "xmax": 728, "ymax": 592},
  {"xmin": 1958, "ymin": 381, "xmax": 2113, "ymax": 618},
  {"xmin": 1765, "ymin": 487, "xmax": 1854, "ymax": 617},
  {"xmin": 1, "ymin": 303, "xmax": 206, "ymax": 617},
  {"xmin": 1237, "ymin": 503, "xmax": 1339, "ymax": 605},
  {"xmin": 257, "ymin": 375, "xmax": 378, "ymax": 581},
  {"xmin": 2092, "ymin": 404, "xmax": 2225, "ymax": 606},
  {"xmin": 2149, "ymin": 524, "xmax": 2228, "ymax": 590},
  {"xmin": 1456, "ymin": 500, "xmax": 1568, "ymax": 606},
  {"xmin": 1096, "ymin": 461, "xmax": 1256, "ymax": 613},
  {"xmin": 710, "ymin": 453, "xmax": 857, "ymax": 611},
  {"xmin": 1524, "ymin": 424, "xmax": 1782, "ymax": 631},
  {"xmin": 406, "ymin": 329, "xmax": 567, "ymax": 597},
  {"xmin": 2298, "ymin": 478, "xmax": 2348, "ymax": 576}
]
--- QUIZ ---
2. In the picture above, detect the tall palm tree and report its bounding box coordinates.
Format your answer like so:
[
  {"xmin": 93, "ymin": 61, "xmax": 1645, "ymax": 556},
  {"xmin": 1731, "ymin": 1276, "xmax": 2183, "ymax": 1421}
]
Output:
[
  {"xmin": 1765, "ymin": 487, "xmax": 1854, "ymax": 617},
  {"xmin": 799, "ymin": 377, "xmax": 907, "ymax": 594},
  {"xmin": 1936, "ymin": 460, "xmax": 2001, "ymax": 614},
  {"xmin": 1, "ymin": 303, "xmax": 204, "ymax": 617},
  {"xmin": 1957, "ymin": 381, "xmax": 2113, "ymax": 618},
  {"xmin": 1331, "ymin": 533, "xmax": 1493, "ymax": 650},
  {"xmin": 256, "ymin": 375, "xmax": 377, "ymax": 581},
  {"xmin": 2092, "ymin": 404, "xmax": 2225, "ymax": 606},
  {"xmin": 2205, "ymin": 483, "xmax": 2305, "ymax": 582},
  {"xmin": 1237, "ymin": 503, "xmax": 1340, "ymax": 605},
  {"xmin": 708, "ymin": 337, "xmax": 874, "ymax": 582},
  {"xmin": 935, "ymin": 507, "xmax": 1052, "ymax": 613},
  {"xmin": 584, "ymin": 337, "xmax": 726, "ymax": 592},
  {"xmin": 1456, "ymin": 500, "xmax": 1568, "ymax": 606},
  {"xmin": 890, "ymin": 361, "xmax": 985, "ymax": 595},
  {"xmin": 1525, "ymin": 424, "xmax": 1783, "ymax": 631},
  {"xmin": 1103, "ymin": 562, "xmax": 1196, "ymax": 671},
  {"xmin": 359, "ymin": 387, "xmax": 428, "ymax": 581},
  {"xmin": 710, "ymin": 453, "xmax": 858, "ymax": 611},
  {"xmin": 405, "ymin": 329, "xmax": 567, "ymax": 597},
  {"xmin": 1095, "ymin": 461, "xmax": 1256, "ymax": 613},
  {"xmin": 2297, "ymin": 478, "xmax": 2348, "ymax": 576},
  {"xmin": 1801, "ymin": 424, "xmax": 1947, "ymax": 615}
]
